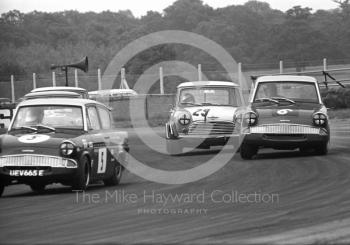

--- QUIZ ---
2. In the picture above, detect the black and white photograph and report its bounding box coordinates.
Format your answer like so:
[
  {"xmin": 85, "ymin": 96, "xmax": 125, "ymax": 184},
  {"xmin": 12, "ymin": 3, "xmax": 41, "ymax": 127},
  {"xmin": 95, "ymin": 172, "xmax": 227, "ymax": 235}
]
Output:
[{"xmin": 0, "ymin": 0, "xmax": 350, "ymax": 244}]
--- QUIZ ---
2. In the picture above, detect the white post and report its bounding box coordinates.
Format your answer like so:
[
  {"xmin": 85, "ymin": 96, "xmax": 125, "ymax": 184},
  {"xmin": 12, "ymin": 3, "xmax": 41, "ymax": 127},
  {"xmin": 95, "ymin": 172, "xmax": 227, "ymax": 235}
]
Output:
[
  {"xmin": 97, "ymin": 68, "xmax": 102, "ymax": 90},
  {"xmin": 32, "ymin": 73, "xmax": 37, "ymax": 89},
  {"xmin": 120, "ymin": 68, "xmax": 125, "ymax": 89},
  {"xmin": 279, "ymin": 60, "xmax": 283, "ymax": 74},
  {"xmin": 11, "ymin": 75, "xmax": 15, "ymax": 103},
  {"xmin": 323, "ymin": 58, "xmax": 327, "ymax": 71},
  {"xmin": 159, "ymin": 66, "xmax": 164, "ymax": 94},
  {"xmin": 74, "ymin": 69, "xmax": 79, "ymax": 87},
  {"xmin": 198, "ymin": 64, "xmax": 202, "ymax": 81},
  {"xmin": 238, "ymin": 62, "xmax": 242, "ymax": 85},
  {"xmin": 52, "ymin": 71, "xmax": 56, "ymax": 86}
]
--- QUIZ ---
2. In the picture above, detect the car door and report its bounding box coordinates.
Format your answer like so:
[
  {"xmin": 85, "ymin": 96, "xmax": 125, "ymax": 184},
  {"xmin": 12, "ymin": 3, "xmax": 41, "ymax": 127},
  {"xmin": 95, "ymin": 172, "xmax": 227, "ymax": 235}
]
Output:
[
  {"xmin": 86, "ymin": 105, "xmax": 108, "ymax": 181},
  {"xmin": 96, "ymin": 105, "xmax": 116, "ymax": 176},
  {"xmin": 96, "ymin": 105, "xmax": 128, "ymax": 173}
]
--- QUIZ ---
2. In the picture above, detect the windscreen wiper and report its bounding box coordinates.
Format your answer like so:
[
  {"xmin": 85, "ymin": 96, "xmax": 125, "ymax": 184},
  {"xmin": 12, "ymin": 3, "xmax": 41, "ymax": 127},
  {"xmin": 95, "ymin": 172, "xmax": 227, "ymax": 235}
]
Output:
[
  {"xmin": 254, "ymin": 97, "xmax": 280, "ymax": 104},
  {"xmin": 11, "ymin": 126, "xmax": 38, "ymax": 132},
  {"xmin": 34, "ymin": 124, "xmax": 56, "ymax": 132},
  {"xmin": 181, "ymin": 102, "xmax": 201, "ymax": 106},
  {"xmin": 200, "ymin": 102, "xmax": 220, "ymax": 106},
  {"xmin": 271, "ymin": 97, "xmax": 296, "ymax": 104}
]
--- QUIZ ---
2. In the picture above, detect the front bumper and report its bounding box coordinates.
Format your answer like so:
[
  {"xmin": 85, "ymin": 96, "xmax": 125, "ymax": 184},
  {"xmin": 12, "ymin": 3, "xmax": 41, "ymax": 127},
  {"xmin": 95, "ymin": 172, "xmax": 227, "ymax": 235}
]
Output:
[
  {"xmin": 242, "ymin": 124, "xmax": 329, "ymax": 149},
  {"xmin": 177, "ymin": 133, "xmax": 240, "ymax": 147},
  {"xmin": 0, "ymin": 154, "xmax": 78, "ymax": 185}
]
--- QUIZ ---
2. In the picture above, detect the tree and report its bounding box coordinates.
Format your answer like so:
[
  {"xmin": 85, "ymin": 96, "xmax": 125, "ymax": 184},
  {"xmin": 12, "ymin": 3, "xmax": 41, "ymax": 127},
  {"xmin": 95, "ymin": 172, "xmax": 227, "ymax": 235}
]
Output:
[{"xmin": 163, "ymin": 0, "xmax": 214, "ymax": 30}]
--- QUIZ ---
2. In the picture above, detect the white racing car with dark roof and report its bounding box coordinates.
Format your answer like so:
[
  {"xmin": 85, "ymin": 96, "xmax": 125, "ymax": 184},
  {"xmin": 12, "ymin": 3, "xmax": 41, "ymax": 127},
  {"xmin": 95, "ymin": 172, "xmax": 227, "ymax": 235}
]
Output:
[{"xmin": 235, "ymin": 75, "xmax": 330, "ymax": 159}]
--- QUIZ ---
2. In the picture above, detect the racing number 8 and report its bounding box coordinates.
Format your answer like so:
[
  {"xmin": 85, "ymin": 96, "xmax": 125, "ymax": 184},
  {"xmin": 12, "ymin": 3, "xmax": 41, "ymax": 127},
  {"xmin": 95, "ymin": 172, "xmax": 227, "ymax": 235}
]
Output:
[{"xmin": 97, "ymin": 148, "xmax": 107, "ymax": 174}]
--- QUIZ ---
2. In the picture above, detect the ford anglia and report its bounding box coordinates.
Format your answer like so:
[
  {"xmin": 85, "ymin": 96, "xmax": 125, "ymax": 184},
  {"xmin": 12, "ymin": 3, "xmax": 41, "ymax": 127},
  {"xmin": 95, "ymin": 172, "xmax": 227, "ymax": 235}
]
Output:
[
  {"xmin": 0, "ymin": 97, "xmax": 128, "ymax": 197},
  {"xmin": 235, "ymin": 75, "xmax": 330, "ymax": 159}
]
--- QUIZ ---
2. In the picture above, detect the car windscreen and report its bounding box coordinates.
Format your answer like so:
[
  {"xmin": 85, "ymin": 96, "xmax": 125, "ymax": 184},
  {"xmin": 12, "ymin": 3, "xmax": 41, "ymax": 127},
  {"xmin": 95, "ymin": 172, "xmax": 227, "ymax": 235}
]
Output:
[
  {"xmin": 254, "ymin": 82, "xmax": 319, "ymax": 103},
  {"xmin": 178, "ymin": 87, "xmax": 239, "ymax": 106},
  {"xmin": 11, "ymin": 105, "xmax": 84, "ymax": 130}
]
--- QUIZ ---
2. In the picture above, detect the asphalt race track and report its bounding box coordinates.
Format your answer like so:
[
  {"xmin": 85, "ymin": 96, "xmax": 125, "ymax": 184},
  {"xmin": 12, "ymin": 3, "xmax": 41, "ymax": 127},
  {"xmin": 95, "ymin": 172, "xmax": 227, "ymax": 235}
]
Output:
[{"xmin": 1, "ymin": 119, "xmax": 350, "ymax": 244}]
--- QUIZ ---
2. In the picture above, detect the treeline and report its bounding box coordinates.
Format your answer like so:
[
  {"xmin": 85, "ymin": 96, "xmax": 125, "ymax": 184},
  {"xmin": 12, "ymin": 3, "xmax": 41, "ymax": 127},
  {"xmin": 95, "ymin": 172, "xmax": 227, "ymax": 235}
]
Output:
[{"xmin": 1, "ymin": 0, "xmax": 350, "ymax": 86}]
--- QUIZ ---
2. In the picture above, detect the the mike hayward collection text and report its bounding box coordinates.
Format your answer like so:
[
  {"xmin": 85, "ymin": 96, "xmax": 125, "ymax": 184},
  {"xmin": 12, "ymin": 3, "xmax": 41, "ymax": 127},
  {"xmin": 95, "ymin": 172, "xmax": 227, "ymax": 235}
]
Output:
[{"xmin": 74, "ymin": 189, "xmax": 279, "ymax": 205}]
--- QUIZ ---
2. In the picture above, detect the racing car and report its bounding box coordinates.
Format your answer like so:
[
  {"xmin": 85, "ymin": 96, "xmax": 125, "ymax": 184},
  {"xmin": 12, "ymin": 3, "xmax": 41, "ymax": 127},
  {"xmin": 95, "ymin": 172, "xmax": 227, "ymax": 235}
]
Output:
[
  {"xmin": 165, "ymin": 81, "xmax": 242, "ymax": 155},
  {"xmin": 235, "ymin": 75, "xmax": 330, "ymax": 159},
  {"xmin": 0, "ymin": 97, "xmax": 128, "ymax": 197}
]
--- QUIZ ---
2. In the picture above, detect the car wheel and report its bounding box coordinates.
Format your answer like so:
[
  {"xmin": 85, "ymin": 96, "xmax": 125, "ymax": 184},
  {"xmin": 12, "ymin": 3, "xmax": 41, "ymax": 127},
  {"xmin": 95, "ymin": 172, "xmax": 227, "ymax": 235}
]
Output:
[
  {"xmin": 240, "ymin": 143, "xmax": 258, "ymax": 160},
  {"xmin": 0, "ymin": 182, "xmax": 4, "ymax": 197},
  {"xmin": 104, "ymin": 163, "xmax": 123, "ymax": 186},
  {"xmin": 314, "ymin": 142, "xmax": 328, "ymax": 155},
  {"xmin": 30, "ymin": 183, "xmax": 46, "ymax": 193},
  {"xmin": 72, "ymin": 156, "xmax": 90, "ymax": 191},
  {"xmin": 299, "ymin": 147, "xmax": 311, "ymax": 154},
  {"xmin": 166, "ymin": 140, "xmax": 182, "ymax": 155}
]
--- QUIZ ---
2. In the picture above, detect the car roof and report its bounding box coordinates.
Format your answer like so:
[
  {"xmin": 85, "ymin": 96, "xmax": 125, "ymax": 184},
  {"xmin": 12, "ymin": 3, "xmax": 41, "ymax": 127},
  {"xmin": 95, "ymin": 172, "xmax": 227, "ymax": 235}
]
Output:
[
  {"xmin": 24, "ymin": 91, "xmax": 81, "ymax": 99},
  {"xmin": 89, "ymin": 89, "xmax": 138, "ymax": 95},
  {"xmin": 31, "ymin": 86, "xmax": 87, "ymax": 93},
  {"xmin": 0, "ymin": 98, "xmax": 11, "ymax": 102},
  {"xmin": 17, "ymin": 97, "xmax": 107, "ymax": 108},
  {"xmin": 256, "ymin": 75, "xmax": 317, "ymax": 83},
  {"xmin": 178, "ymin": 81, "xmax": 239, "ymax": 88}
]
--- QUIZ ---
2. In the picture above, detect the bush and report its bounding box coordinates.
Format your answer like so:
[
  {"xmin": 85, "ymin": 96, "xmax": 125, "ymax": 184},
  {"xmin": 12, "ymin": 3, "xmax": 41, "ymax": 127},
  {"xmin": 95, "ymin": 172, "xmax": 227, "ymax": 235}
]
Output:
[{"xmin": 321, "ymin": 86, "xmax": 350, "ymax": 109}]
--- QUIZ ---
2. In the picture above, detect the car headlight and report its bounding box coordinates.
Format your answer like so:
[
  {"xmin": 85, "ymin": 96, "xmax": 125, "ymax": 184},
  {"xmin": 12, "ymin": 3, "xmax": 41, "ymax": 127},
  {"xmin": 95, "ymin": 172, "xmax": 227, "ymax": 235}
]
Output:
[
  {"xmin": 313, "ymin": 112, "xmax": 327, "ymax": 127},
  {"xmin": 176, "ymin": 110, "xmax": 192, "ymax": 126},
  {"xmin": 244, "ymin": 111, "xmax": 258, "ymax": 126},
  {"xmin": 60, "ymin": 141, "xmax": 76, "ymax": 156}
]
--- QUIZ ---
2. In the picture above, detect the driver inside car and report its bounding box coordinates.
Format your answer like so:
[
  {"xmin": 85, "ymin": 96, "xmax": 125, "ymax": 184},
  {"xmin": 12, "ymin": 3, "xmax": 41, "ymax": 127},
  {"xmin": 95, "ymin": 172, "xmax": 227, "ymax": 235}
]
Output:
[
  {"xmin": 181, "ymin": 93, "xmax": 195, "ymax": 104},
  {"xmin": 24, "ymin": 107, "xmax": 43, "ymax": 126}
]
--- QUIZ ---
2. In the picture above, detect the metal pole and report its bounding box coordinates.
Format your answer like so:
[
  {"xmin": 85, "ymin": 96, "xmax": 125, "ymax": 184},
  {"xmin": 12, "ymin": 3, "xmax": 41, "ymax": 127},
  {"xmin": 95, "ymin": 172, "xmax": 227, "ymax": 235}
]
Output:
[
  {"xmin": 52, "ymin": 71, "xmax": 56, "ymax": 87},
  {"xmin": 33, "ymin": 73, "xmax": 37, "ymax": 89},
  {"xmin": 11, "ymin": 75, "xmax": 15, "ymax": 103},
  {"xmin": 198, "ymin": 64, "xmax": 202, "ymax": 81},
  {"xmin": 74, "ymin": 69, "xmax": 79, "ymax": 87},
  {"xmin": 159, "ymin": 66, "xmax": 164, "ymax": 94},
  {"xmin": 279, "ymin": 60, "xmax": 283, "ymax": 74},
  {"xmin": 97, "ymin": 68, "xmax": 102, "ymax": 90}
]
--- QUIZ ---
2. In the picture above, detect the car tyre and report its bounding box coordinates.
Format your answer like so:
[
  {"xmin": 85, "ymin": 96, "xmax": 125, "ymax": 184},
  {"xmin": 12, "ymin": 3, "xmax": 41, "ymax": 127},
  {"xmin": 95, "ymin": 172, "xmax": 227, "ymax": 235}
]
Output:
[
  {"xmin": 166, "ymin": 140, "xmax": 182, "ymax": 155},
  {"xmin": 314, "ymin": 142, "xmax": 328, "ymax": 155},
  {"xmin": 299, "ymin": 147, "xmax": 311, "ymax": 154},
  {"xmin": 240, "ymin": 143, "xmax": 258, "ymax": 160},
  {"xmin": 104, "ymin": 163, "xmax": 123, "ymax": 186},
  {"xmin": 30, "ymin": 183, "xmax": 46, "ymax": 193},
  {"xmin": 72, "ymin": 156, "xmax": 90, "ymax": 191},
  {"xmin": 0, "ymin": 182, "xmax": 4, "ymax": 197}
]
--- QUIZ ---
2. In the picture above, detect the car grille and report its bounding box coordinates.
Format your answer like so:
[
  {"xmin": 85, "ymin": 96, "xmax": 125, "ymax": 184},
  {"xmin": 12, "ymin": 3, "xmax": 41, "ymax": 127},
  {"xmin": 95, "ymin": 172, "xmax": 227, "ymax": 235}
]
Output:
[
  {"xmin": 187, "ymin": 121, "xmax": 235, "ymax": 136},
  {"xmin": 250, "ymin": 124, "xmax": 320, "ymax": 134},
  {"xmin": 0, "ymin": 154, "xmax": 77, "ymax": 168}
]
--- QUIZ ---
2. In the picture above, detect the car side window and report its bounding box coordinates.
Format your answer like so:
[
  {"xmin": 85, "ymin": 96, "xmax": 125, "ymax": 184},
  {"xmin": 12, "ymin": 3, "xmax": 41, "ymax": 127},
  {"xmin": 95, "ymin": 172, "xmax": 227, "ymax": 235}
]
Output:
[
  {"xmin": 97, "ymin": 107, "xmax": 112, "ymax": 129},
  {"xmin": 87, "ymin": 106, "xmax": 101, "ymax": 130}
]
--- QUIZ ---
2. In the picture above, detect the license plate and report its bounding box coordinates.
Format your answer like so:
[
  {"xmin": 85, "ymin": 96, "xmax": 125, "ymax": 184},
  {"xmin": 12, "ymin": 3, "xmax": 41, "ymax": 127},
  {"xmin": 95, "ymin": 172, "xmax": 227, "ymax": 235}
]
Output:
[{"xmin": 9, "ymin": 169, "xmax": 44, "ymax": 177}]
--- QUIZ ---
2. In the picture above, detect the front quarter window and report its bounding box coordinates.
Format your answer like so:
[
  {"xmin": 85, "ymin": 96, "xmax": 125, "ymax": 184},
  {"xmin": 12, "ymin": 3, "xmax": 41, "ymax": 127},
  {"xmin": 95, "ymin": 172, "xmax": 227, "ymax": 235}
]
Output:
[
  {"xmin": 97, "ymin": 107, "xmax": 112, "ymax": 129},
  {"xmin": 87, "ymin": 106, "xmax": 101, "ymax": 130}
]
